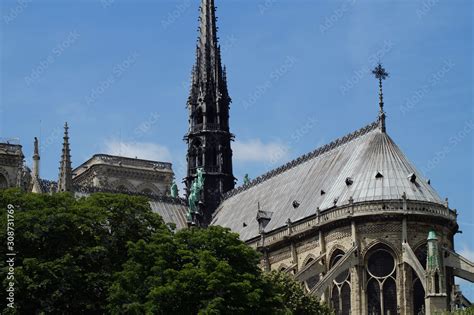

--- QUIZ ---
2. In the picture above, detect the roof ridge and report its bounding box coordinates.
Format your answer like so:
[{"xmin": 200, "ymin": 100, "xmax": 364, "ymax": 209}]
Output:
[{"xmin": 222, "ymin": 120, "xmax": 380, "ymax": 201}]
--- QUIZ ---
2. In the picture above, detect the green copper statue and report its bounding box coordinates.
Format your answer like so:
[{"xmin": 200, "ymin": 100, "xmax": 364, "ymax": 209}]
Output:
[
  {"xmin": 243, "ymin": 174, "xmax": 250, "ymax": 185},
  {"xmin": 170, "ymin": 181, "xmax": 178, "ymax": 198},
  {"xmin": 187, "ymin": 168, "xmax": 205, "ymax": 220}
]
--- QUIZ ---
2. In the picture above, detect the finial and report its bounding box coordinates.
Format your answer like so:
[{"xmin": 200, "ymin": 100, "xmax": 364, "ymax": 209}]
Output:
[{"xmin": 372, "ymin": 63, "xmax": 389, "ymax": 133}]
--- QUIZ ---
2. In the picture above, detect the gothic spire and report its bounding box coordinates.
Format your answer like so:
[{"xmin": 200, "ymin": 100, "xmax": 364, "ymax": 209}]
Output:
[
  {"xmin": 185, "ymin": 0, "xmax": 234, "ymax": 226},
  {"xmin": 189, "ymin": 0, "xmax": 227, "ymax": 103},
  {"xmin": 372, "ymin": 63, "xmax": 389, "ymax": 133},
  {"xmin": 57, "ymin": 122, "xmax": 73, "ymax": 192}
]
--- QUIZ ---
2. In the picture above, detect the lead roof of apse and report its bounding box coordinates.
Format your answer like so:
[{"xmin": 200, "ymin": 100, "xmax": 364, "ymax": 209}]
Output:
[{"xmin": 211, "ymin": 121, "xmax": 443, "ymax": 241}]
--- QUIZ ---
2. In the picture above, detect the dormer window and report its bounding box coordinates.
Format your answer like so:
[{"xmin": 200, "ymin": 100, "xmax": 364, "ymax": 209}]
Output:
[
  {"xmin": 408, "ymin": 173, "xmax": 417, "ymax": 183},
  {"xmin": 375, "ymin": 171, "xmax": 383, "ymax": 179},
  {"xmin": 321, "ymin": 190, "xmax": 326, "ymax": 195},
  {"xmin": 345, "ymin": 177, "xmax": 353, "ymax": 186}
]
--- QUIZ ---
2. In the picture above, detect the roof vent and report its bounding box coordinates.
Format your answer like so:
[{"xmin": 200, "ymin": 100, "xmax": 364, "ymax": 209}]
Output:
[
  {"xmin": 292, "ymin": 200, "xmax": 300, "ymax": 209},
  {"xmin": 333, "ymin": 198, "xmax": 338, "ymax": 205},
  {"xmin": 408, "ymin": 173, "xmax": 417, "ymax": 183},
  {"xmin": 375, "ymin": 171, "xmax": 383, "ymax": 179},
  {"xmin": 427, "ymin": 179, "xmax": 431, "ymax": 185},
  {"xmin": 345, "ymin": 177, "xmax": 353, "ymax": 186},
  {"xmin": 321, "ymin": 190, "xmax": 326, "ymax": 195}
]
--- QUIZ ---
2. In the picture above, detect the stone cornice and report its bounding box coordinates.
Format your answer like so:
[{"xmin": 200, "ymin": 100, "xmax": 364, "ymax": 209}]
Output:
[
  {"xmin": 249, "ymin": 199, "xmax": 457, "ymax": 250},
  {"xmin": 74, "ymin": 163, "xmax": 173, "ymax": 182}
]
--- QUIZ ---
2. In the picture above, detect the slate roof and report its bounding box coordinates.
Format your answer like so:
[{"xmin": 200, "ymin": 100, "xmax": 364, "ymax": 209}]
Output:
[
  {"xmin": 211, "ymin": 121, "xmax": 443, "ymax": 241},
  {"xmin": 149, "ymin": 199, "xmax": 188, "ymax": 230}
]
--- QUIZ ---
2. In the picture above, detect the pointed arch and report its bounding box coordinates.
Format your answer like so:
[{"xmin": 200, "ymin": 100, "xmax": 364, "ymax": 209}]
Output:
[
  {"xmin": 329, "ymin": 248, "xmax": 351, "ymax": 315},
  {"xmin": 362, "ymin": 239, "xmax": 401, "ymax": 263},
  {"xmin": 136, "ymin": 182, "xmax": 160, "ymax": 195},
  {"xmin": 0, "ymin": 167, "xmax": 10, "ymax": 189},
  {"xmin": 111, "ymin": 179, "xmax": 136, "ymax": 192},
  {"xmin": 412, "ymin": 242, "xmax": 427, "ymax": 314},
  {"xmin": 301, "ymin": 253, "xmax": 319, "ymax": 291},
  {"xmin": 301, "ymin": 253, "xmax": 317, "ymax": 267},
  {"xmin": 364, "ymin": 243, "xmax": 398, "ymax": 315},
  {"xmin": 195, "ymin": 106, "xmax": 204, "ymax": 125}
]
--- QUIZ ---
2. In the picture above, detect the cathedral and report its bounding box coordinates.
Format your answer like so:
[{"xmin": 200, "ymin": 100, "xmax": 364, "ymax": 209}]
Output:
[{"xmin": 0, "ymin": 0, "xmax": 473, "ymax": 313}]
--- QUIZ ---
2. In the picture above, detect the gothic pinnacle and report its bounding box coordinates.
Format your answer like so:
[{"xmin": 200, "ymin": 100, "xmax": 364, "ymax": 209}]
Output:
[{"xmin": 57, "ymin": 122, "xmax": 73, "ymax": 192}]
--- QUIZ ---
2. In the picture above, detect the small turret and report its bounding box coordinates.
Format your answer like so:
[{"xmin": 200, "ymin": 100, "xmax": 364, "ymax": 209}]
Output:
[{"xmin": 425, "ymin": 230, "xmax": 448, "ymax": 313}]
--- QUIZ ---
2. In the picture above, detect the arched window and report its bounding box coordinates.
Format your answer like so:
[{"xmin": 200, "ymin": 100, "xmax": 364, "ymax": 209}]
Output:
[
  {"xmin": 207, "ymin": 107, "xmax": 216, "ymax": 124},
  {"xmin": 0, "ymin": 174, "xmax": 8, "ymax": 189},
  {"xmin": 330, "ymin": 249, "xmax": 351, "ymax": 315},
  {"xmin": 208, "ymin": 146, "xmax": 217, "ymax": 166},
  {"xmin": 190, "ymin": 139, "xmax": 202, "ymax": 168},
  {"xmin": 366, "ymin": 245, "xmax": 397, "ymax": 315},
  {"xmin": 413, "ymin": 244, "xmax": 427, "ymax": 314},
  {"xmin": 195, "ymin": 107, "xmax": 203, "ymax": 125},
  {"xmin": 303, "ymin": 257, "xmax": 320, "ymax": 291}
]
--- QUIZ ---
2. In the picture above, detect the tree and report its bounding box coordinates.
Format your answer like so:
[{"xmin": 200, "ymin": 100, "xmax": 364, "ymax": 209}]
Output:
[
  {"xmin": 0, "ymin": 189, "xmax": 167, "ymax": 314},
  {"xmin": 1, "ymin": 189, "xmax": 331, "ymax": 314},
  {"xmin": 108, "ymin": 226, "xmax": 281, "ymax": 314},
  {"xmin": 264, "ymin": 271, "xmax": 332, "ymax": 315}
]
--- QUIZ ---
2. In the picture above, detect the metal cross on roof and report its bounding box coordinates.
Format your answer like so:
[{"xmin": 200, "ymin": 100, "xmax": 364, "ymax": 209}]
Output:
[{"xmin": 372, "ymin": 63, "xmax": 389, "ymax": 132}]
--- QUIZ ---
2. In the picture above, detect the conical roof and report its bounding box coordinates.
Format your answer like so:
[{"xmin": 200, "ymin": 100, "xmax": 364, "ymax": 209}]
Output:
[{"xmin": 212, "ymin": 121, "xmax": 443, "ymax": 240}]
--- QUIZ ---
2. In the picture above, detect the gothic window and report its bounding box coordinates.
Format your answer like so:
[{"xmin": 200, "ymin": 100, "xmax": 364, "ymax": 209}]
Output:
[
  {"xmin": 195, "ymin": 107, "xmax": 203, "ymax": 125},
  {"xmin": 413, "ymin": 244, "xmax": 427, "ymax": 314},
  {"xmin": 413, "ymin": 278, "xmax": 425, "ymax": 315},
  {"xmin": 207, "ymin": 146, "xmax": 217, "ymax": 166},
  {"xmin": 330, "ymin": 249, "xmax": 351, "ymax": 315},
  {"xmin": 0, "ymin": 174, "xmax": 8, "ymax": 189},
  {"xmin": 207, "ymin": 107, "xmax": 216, "ymax": 124},
  {"xmin": 191, "ymin": 139, "xmax": 202, "ymax": 168},
  {"xmin": 303, "ymin": 258, "xmax": 319, "ymax": 291},
  {"xmin": 365, "ymin": 245, "xmax": 397, "ymax": 315}
]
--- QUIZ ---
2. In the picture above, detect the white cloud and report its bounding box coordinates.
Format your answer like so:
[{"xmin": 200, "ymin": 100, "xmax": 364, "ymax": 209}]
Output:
[
  {"xmin": 459, "ymin": 244, "xmax": 474, "ymax": 261},
  {"xmin": 103, "ymin": 139, "xmax": 172, "ymax": 162},
  {"xmin": 233, "ymin": 138, "xmax": 289, "ymax": 164}
]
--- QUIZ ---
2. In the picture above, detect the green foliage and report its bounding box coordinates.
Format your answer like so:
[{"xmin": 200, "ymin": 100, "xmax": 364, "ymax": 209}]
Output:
[
  {"xmin": 0, "ymin": 189, "xmax": 167, "ymax": 314},
  {"xmin": 0, "ymin": 189, "xmax": 331, "ymax": 314},
  {"xmin": 108, "ymin": 226, "xmax": 281, "ymax": 314},
  {"xmin": 435, "ymin": 307, "xmax": 474, "ymax": 315},
  {"xmin": 263, "ymin": 271, "xmax": 333, "ymax": 315}
]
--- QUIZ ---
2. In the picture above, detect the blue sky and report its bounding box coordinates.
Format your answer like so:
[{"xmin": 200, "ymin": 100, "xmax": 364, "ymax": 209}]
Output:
[{"xmin": 1, "ymin": 0, "xmax": 472, "ymax": 297}]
